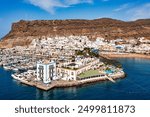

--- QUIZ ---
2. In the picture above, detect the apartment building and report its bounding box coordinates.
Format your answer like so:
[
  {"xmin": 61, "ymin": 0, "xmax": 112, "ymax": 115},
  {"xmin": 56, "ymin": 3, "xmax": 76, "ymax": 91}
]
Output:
[{"xmin": 36, "ymin": 60, "xmax": 57, "ymax": 83}]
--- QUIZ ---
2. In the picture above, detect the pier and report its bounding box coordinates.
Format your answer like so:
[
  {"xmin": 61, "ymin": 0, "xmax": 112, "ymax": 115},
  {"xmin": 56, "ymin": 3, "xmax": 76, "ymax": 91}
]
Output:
[
  {"xmin": 106, "ymin": 76, "xmax": 116, "ymax": 83},
  {"xmin": 16, "ymin": 72, "xmax": 125, "ymax": 91}
]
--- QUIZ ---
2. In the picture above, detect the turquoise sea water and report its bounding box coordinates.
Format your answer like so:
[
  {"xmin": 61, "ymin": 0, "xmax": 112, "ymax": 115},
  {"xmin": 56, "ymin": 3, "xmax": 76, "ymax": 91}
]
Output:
[{"xmin": 0, "ymin": 58, "xmax": 150, "ymax": 100}]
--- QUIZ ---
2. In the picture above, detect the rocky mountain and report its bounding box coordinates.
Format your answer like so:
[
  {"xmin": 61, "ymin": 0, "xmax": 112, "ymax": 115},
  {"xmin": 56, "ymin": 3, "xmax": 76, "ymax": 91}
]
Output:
[{"xmin": 0, "ymin": 18, "xmax": 150, "ymax": 48}]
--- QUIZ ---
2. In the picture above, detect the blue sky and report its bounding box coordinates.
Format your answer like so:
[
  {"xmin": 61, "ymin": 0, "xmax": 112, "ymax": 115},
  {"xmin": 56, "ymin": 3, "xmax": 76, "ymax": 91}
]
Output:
[{"xmin": 0, "ymin": 0, "xmax": 150, "ymax": 38}]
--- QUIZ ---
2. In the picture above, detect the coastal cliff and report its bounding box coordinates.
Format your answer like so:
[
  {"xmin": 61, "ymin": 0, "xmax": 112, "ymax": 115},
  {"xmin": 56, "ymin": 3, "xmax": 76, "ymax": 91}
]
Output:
[{"xmin": 0, "ymin": 18, "xmax": 150, "ymax": 48}]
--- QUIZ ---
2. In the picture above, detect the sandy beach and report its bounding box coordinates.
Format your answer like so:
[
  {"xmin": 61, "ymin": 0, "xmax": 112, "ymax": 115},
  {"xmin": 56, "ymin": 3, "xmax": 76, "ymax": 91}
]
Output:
[{"xmin": 102, "ymin": 53, "xmax": 150, "ymax": 59}]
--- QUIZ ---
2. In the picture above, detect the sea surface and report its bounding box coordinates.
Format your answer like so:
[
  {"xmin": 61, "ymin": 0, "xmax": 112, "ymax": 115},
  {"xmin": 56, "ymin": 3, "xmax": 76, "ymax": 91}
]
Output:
[{"xmin": 0, "ymin": 58, "xmax": 150, "ymax": 100}]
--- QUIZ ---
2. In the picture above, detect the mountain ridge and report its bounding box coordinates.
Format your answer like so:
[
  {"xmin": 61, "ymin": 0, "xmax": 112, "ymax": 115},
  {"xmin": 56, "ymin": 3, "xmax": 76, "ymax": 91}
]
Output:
[{"xmin": 0, "ymin": 18, "xmax": 150, "ymax": 48}]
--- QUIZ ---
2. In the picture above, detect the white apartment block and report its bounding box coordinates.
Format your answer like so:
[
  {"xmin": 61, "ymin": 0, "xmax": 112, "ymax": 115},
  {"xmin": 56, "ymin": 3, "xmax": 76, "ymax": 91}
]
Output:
[{"xmin": 36, "ymin": 60, "xmax": 57, "ymax": 84}]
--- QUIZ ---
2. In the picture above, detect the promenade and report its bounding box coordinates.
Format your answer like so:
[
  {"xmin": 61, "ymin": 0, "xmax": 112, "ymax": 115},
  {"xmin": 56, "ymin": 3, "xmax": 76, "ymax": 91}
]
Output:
[{"xmin": 18, "ymin": 72, "xmax": 125, "ymax": 91}]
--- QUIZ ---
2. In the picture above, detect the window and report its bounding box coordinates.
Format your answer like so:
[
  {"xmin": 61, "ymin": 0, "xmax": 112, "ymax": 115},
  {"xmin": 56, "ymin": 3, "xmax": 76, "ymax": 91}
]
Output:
[
  {"xmin": 38, "ymin": 65, "xmax": 44, "ymax": 80},
  {"xmin": 49, "ymin": 65, "xmax": 54, "ymax": 80}
]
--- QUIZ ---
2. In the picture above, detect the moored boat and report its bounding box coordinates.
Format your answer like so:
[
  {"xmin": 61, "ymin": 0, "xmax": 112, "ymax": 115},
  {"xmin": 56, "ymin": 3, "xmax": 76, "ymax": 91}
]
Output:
[{"xmin": 11, "ymin": 74, "xmax": 20, "ymax": 80}]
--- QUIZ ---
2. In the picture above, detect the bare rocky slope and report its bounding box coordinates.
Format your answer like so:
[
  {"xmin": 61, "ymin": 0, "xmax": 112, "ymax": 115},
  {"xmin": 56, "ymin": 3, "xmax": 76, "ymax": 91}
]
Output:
[{"xmin": 0, "ymin": 18, "xmax": 150, "ymax": 48}]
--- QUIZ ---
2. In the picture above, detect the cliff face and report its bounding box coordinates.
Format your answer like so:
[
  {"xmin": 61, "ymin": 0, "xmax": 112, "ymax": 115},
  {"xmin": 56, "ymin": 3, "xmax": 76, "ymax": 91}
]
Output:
[{"xmin": 0, "ymin": 18, "xmax": 150, "ymax": 48}]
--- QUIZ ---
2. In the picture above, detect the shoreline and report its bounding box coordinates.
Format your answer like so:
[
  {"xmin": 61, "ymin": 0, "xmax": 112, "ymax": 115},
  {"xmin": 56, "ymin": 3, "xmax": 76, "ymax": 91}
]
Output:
[
  {"xmin": 16, "ymin": 72, "xmax": 125, "ymax": 91},
  {"xmin": 101, "ymin": 53, "xmax": 150, "ymax": 59},
  {"xmin": 10, "ymin": 53, "xmax": 150, "ymax": 91}
]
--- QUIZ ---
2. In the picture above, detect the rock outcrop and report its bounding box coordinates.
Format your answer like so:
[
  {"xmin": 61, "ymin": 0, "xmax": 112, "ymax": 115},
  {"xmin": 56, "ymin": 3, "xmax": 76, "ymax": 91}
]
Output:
[{"xmin": 0, "ymin": 18, "xmax": 150, "ymax": 48}]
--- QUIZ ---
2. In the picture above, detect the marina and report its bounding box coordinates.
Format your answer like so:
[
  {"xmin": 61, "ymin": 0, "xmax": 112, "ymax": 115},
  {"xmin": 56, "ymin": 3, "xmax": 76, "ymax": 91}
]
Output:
[
  {"xmin": 0, "ymin": 58, "xmax": 149, "ymax": 100},
  {"xmin": 0, "ymin": 43, "xmax": 125, "ymax": 91}
]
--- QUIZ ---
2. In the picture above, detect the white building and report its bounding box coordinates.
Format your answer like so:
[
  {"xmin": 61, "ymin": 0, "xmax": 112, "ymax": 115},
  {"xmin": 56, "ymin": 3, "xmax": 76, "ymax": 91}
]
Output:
[
  {"xmin": 36, "ymin": 60, "xmax": 57, "ymax": 84},
  {"xmin": 57, "ymin": 58, "xmax": 100, "ymax": 81}
]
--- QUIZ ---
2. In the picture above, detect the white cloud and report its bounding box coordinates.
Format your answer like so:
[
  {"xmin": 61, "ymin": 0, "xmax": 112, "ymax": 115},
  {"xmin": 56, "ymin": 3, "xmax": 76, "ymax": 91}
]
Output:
[
  {"xmin": 26, "ymin": 0, "xmax": 93, "ymax": 14},
  {"xmin": 27, "ymin": 0, "xmax": 67, "ymax": 14},
  {"xmin": 127, "ymin": 3, "xmax": 150, "ymax": 20},
  {"xmin": 114, "ymin": 3, "xmax": 129, "ymax": 12},
  {"xmin": 64, "ymin": 0, "xmax": 93, "ymax": 5}
]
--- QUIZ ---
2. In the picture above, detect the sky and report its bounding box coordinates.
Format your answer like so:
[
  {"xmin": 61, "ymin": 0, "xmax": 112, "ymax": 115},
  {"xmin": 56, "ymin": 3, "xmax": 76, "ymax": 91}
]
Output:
[{"xmin": 0, "ymin": 0, "xmax": 150, "ymax": 39}]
